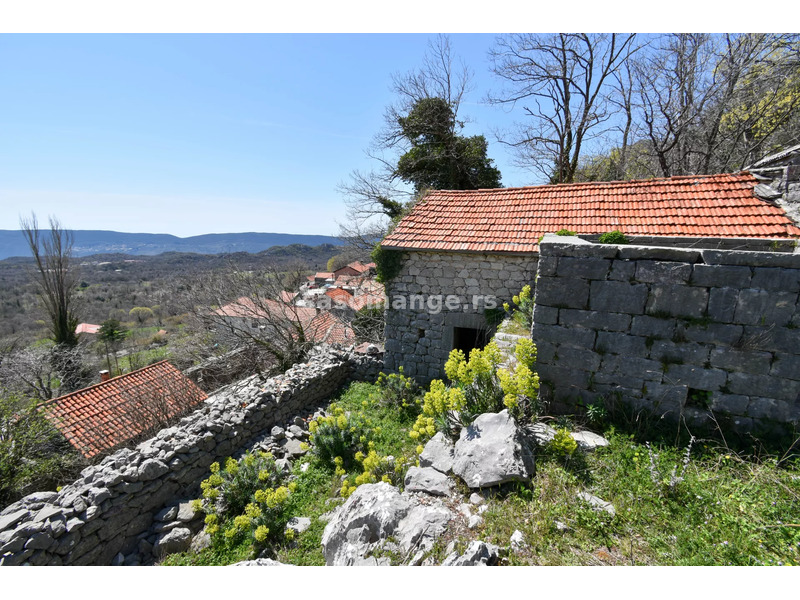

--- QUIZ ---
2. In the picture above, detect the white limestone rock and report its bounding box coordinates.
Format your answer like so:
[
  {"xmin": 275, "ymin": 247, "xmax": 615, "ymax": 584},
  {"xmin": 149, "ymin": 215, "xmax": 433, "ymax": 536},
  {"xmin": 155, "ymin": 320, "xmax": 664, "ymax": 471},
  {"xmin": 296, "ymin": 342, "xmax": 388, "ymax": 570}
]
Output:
[{"xmin": 452, "ymin": 410, "xmax": 535, "ymax": 489}]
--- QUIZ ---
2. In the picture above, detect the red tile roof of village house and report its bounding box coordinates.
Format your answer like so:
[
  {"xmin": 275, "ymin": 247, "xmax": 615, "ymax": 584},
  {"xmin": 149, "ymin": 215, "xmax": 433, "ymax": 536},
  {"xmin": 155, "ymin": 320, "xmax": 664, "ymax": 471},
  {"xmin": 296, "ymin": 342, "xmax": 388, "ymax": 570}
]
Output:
[
  {"xmin": 75, "ymin": 323, "xmax": 101, "ymax": 334},
  {"xmin": 40, "ymin": 361, "xmax": 207, "ymax": 459},
  {"xmin": 307, "ymin": 311, "xmax": 356, "ymax": 345},
  {"xmin": 325, "ymin": 288, "xmax": 354, "ymax": 304},
  {"xmin": 381, "ymin": 173, "xmax": 800, "ymax": 254}
]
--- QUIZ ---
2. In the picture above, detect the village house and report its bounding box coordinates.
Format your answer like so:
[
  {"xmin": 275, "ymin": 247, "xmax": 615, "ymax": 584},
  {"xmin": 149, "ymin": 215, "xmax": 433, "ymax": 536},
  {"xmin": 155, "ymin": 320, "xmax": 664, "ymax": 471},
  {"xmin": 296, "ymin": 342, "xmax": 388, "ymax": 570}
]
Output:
[
  {"xmin": 40, "ymin": 361, "xmax": 207, "ymax": 459},
  {"xmin": 379, "ymin": 172, "xmax": 800, "ymax": 383}
]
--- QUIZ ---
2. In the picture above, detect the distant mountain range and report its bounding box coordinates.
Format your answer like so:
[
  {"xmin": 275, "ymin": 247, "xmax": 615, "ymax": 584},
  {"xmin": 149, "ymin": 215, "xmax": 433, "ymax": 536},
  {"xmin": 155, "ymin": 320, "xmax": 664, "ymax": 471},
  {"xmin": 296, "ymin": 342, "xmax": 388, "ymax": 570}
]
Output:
[{"xmin": 0, "ymin": 230, "xmax": 344, "ymax": 260}]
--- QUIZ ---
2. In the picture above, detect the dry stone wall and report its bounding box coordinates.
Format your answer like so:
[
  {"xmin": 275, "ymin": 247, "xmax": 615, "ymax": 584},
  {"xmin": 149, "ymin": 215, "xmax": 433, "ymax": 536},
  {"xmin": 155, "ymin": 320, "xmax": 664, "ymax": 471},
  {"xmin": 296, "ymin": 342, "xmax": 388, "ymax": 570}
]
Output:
[
  {"xmin": 384, "ymin": 250, "xmax": 538, "ymax": 383},
  {"xmin": 532, "ymin": 234, "xmax": 800, "ymax": 437},
  {"xmin": 0, "ymin": 347, "xmax": 382, "ymax": 566}
]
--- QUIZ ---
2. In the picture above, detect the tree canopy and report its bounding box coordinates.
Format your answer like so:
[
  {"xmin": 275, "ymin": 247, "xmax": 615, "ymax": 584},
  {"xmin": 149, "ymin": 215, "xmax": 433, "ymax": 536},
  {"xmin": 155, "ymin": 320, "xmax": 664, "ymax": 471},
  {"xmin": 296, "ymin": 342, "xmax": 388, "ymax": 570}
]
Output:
[{"xmin": 395, "ymin": 97, "xmax": 501, "ymax": 192}]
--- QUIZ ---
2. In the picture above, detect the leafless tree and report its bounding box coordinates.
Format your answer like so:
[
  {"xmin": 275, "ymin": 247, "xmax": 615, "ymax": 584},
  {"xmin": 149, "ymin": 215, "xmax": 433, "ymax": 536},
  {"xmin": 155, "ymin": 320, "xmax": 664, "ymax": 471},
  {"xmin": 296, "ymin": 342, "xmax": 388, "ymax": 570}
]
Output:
[
  {"xmin": 0, "ymin": 344, "xmax": 93, "ymax": 402},
  {"xmin": 634, "ymin": 33, "xmax": 800, "ymax": 177},
  {"xmin": 19, "ymin": 214, "xmax": 81, "ymax": 347},
  {"xmin": 338, "ymin": 34, "xmax": 475, "ymax": 248},
  {"xmin": 488, "ymin": 33, "xmax": 638, "ymax": 183},
  {"xmin": 177, "ymin": 260, "xmax": 348, "ymax": 376}
]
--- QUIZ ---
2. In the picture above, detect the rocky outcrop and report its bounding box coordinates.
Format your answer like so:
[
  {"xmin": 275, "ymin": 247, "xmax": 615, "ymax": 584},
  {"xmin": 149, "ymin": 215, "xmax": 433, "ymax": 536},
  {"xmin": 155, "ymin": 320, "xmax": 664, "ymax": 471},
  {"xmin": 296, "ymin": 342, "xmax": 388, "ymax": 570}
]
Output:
[
  {"xmin": 419, "ymin": 432, "xmax": 455, "ymax": 474},
  {"xmin": 320, "ymin": 483, "xmax": 452, "ymax": 566},
  {"xmin": 441, "ymin": 540, "xmax": 500, "ymax": 566},
  {"xmin": 404, "ymin": 467, "xmax": 455, "ymax": 497},
  {"xmin": 452, "ymin": 410, "xmax": 535, "ymax": 489}
]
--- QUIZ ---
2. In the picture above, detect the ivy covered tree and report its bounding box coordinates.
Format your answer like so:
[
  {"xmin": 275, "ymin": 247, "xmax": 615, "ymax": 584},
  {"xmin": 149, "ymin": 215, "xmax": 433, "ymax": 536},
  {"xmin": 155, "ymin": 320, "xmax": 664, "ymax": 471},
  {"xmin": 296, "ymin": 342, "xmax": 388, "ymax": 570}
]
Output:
[
  {"xmin": 395, "ymin": 97, "xmax": 501, "ymax": 192},
  {"xmin": 339, "ymin": 35, "xmax": 501, "ymax": 250}
]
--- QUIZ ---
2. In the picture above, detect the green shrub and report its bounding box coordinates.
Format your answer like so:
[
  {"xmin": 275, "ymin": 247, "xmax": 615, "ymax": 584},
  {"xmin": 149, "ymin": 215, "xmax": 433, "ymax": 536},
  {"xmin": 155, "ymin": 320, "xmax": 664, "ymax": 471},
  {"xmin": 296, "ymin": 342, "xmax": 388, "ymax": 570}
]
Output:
[
  {"xmin": 373, "ymin": 367, "xmax": 420, "ymax": 414},
  {"xmin": 597, "ymin": 230, "xmax": 629, "ymax": 244},
  {"xmin": 555, "ymin": 229, "xmax": 577, "ymax": 236},
  {"xmin": 550, "ymin": 428, "xmax": 578, "ymax": 457},
  {"xmin": 0, "ymin": 393, "xmax": 84, "ymax": 507},
  {"xmin": 503, "ymin": 285, "xmax": 534, "ymax": 330},
  {"xmin": 196, "ymin": 450, "xmax": 295, "ymax": 555},
  {"xmin": 308, "ymin": 403, "xmax": 370, "ymax": 469},
  {"xmin": 411, "ymin": 339, "xmax": 540, "ymax": 441}
]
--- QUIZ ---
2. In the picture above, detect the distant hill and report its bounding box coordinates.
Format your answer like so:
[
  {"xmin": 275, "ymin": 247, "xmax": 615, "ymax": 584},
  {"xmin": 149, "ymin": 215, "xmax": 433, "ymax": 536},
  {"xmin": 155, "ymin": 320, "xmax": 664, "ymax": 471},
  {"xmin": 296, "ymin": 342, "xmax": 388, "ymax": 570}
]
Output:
[{"xmin": 0, "ymin": 230, "xmax": 344, "ymax": 260}]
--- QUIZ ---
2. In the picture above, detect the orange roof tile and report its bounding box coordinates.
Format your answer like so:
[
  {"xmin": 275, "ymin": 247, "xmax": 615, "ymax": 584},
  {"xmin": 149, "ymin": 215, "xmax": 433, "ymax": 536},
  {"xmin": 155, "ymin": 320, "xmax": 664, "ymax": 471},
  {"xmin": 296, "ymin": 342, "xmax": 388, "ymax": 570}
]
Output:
[
  {"xmin": 40, "ymin": 361, "xmax": 207, "ymax": 459},
  {"xmin": 307, "ymin": 311, "xmax": 356, "ymax": 345},
  {"xmin": 381, "ymin": 173, "xmax": 800, "ymax": 253}
]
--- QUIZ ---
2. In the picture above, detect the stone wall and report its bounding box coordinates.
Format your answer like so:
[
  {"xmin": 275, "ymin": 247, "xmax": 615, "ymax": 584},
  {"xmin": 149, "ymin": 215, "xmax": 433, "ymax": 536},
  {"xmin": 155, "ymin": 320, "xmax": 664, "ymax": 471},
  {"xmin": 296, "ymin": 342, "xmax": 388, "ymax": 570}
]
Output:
[
  {"xmin": 532, "ymin": 234, "xmax": 800, "ymax": 436},
  {"xmin": 384, "ymin": 250, "xmax": 538, "ymax": 383},
  {"xmin": 0, "ymin": 347, "xmax": 382, "ymax": 566}
]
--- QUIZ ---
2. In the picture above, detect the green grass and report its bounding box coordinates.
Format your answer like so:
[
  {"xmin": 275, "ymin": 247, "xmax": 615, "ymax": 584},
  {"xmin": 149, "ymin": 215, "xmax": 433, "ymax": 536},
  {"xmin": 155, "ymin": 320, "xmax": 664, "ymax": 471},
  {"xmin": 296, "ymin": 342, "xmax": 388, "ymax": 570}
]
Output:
[
  {"xmin": 478, "ymin": 431, "xmax": 800, "ymax": 565},
  {"xmin": 161, "ymin": 381, "xmax": 421, "ymax": 566},
  {"xmin": 160, "ymin": 378, "xmax": 800, "ymax": 567}
]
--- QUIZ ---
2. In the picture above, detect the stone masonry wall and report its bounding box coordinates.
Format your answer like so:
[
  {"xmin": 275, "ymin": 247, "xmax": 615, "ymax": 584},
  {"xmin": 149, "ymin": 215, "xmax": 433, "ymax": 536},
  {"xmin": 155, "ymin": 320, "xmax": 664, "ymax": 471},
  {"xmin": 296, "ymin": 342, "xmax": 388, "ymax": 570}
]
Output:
[
  {"xmin": 0, "ymin": 347, "xmax": 382, "ymax": 566},
  {"xmin": 532, "ymin": 234, "xmax": 800, "ymax": 436},
  {"xmin": 384, "ymin": 251, "xmax": 538, "ymax": 383}
]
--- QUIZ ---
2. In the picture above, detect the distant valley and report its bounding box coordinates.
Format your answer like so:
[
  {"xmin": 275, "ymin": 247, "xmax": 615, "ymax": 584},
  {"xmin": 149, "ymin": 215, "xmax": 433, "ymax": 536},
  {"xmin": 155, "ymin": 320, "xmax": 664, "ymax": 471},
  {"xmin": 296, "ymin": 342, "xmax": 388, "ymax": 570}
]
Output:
[{"xmin": 0, "ymin": 230, "xmax": 344, "ymax": 260}]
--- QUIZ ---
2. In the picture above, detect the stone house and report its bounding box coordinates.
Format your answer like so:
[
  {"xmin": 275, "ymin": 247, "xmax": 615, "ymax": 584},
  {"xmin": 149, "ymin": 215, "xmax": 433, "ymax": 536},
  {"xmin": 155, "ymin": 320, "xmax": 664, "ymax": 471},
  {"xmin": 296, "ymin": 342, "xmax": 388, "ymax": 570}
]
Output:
[{"xmin": 380, "ymin": 172, "xmax": 800, "ymax": 383}]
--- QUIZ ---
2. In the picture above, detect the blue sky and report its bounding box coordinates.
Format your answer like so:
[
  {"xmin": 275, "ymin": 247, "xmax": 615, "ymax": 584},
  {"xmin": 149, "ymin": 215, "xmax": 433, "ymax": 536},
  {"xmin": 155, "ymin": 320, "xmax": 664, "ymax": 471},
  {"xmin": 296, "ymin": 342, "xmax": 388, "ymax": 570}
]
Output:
[{"xmin": 0, "ymin": 33, "xmax": 539, "ymax": 237}]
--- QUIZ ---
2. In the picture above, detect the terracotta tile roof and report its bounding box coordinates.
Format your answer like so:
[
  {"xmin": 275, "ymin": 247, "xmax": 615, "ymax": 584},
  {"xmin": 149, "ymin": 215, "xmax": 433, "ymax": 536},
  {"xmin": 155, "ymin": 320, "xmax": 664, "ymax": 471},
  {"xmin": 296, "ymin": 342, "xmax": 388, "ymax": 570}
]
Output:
[
  {"xmin": 75, "ymin": 323, "xmax": 101, "ymax": 334},
  {"xmin": 325, "ymin": 288, "xmax": 354, "ymax": 304},
  {"xmin": 40, "ymin": 361, "xmax": 207, "ymax": 459},
  {"xmin": 213, "ymin": 297, "xmax": 317, "ymax": 328},
  {"xmin": 381, "ymin": 173, "xmax": 800, "ymax": 253},
  {"xmin": 307, "ymin": 311, "xmax": 356, "ymax": 345},
  {"xmin": 314, "ymin": 272, "xmax": 335, "ymax": 280},
  {"xmin": 279, "ymin": 290, "xmax": 297, "ymax": 303}
]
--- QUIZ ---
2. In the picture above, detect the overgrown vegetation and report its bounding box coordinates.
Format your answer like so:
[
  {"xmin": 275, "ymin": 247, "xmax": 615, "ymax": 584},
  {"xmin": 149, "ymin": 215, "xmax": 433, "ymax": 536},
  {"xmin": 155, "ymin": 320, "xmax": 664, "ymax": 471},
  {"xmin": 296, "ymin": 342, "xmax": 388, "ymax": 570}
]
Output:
[
  {"xmin": 597, "ymin": 230, "xmax": 630, "ymax": 245},
  {"xmin": 0, "ymin": 393, "xmax": 85, "ymax": 506},
  {"xmin": 162, "ymin": 377, "xmax": 423, "ymax": 566},
  {"xmin": 476, "ymin": 428, "xmax": 800, "ymax": 566}
]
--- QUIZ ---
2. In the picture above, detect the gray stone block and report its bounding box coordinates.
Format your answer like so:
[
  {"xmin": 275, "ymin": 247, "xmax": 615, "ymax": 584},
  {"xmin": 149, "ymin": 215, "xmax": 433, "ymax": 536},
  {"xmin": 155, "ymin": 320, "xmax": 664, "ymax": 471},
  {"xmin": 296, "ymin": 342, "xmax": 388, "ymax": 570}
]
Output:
[
  {"xmin": 681, "ymin": 323, "xmax": 743, "ymax": 345},
  {"xmin": 707, "ymin": 287, "xmax": 739, "ymax": 322},
  {"xmin": 532, "ymin": 305, "xmax": 559, "ymax": 325},
  {"xmin": 537, "ymin": 256, "xmax": 558, "ymax": 276},
  {"xmin": 751, "ymin": 267, "xmax": 800, "ymax": 292},
  {"xmin": 661, "ymin": 364, "xmax": 726, "ymax": 390},
  {"xmin": 543, "ymin": 238, "xmax": 618, "ymax": 259},
  {"xmin": 640, "ymin": 382, "xmax": 687, "ymax": 413},
  {"xmin": 590, "ymin": 280, "xmax": 648, "ymax": 314},
  {"xmin": 550, "ymin": 346, "xmax": 602, "ymax": 372},
  {"xmin": 727, "ymin": 372, "xmax": 800, "ymax": 402},
  {"xmin": 600, "ymin": 355, "xmax": 664, "ymax": 381},
  {"xmin": 739, "ymin": 326, "xmax": 797, "ymax": 353},
  {"xmin": 636, "ymin": 260, "xmax": 692, "ymax": 284},
  {"xmin": 649, "ymin": 340, "xmax": 710, "ymax": 366},
  {"xmin": 595, "ymin": 331, "xmax": 648, "ymax": 356},
  {"xmin": 733, "ymin": 289, "xmax": 797, "ymax": 326},
  {"xmin": 702, "ymin": 249, "xmax": 800, "ymax": 269},
  {"xmin": 608, "ymin": 260, "xmax": 636, "ymax": 281},
  {"xmin": 536, "ymin": 364, "xmax": 592, "ymax": 389},
  {"xmin": 535, "ymin": 276, "xmax": 590, "ymax": 309},
  {"xmin": 558, "ymin": 309, "xmax": 631, "ymax": 332},
  {"xmin": 711, "ymin": 394, "xmax": 749, "ymax": 415},
  {"xmin": 630, "ymin": 315, "xmax": 677, "ymax": 339},
  {"xmin": 646, "ymin": 284, "xmax": 708, "ymax": 319},
  {"xmin": 746, "ymin": 398, "xmax": 793, "ymax": 421},
  {"xmin": 770, "ymin": 354, "xmax": 800, "ymax": 381},
  {"xmin": 556, "ymin": 257, "xmax": 611, "ymax": 280},
  {"xmin": 618, "ymin": 246, "xmax": 701, "ymax": 262},
  {"xmin": 532, "ymin": 323, "xmax": 597, "ymax": 349},
  {"xmin": 690, "ymin": 264, "xmax": 752, "ymax": 288},
  {"xmin": 709, "ymin": 347, "xmax": 772, "ymax": 375}
]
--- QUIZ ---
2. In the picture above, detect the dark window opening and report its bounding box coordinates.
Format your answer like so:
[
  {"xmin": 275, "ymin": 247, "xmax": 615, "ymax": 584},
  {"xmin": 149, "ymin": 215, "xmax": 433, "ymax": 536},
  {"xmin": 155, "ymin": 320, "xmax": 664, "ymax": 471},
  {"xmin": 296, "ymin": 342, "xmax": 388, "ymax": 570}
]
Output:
[{"xmin": 452, "ymin": 326, "xmax": 490, "ymax": 358}]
